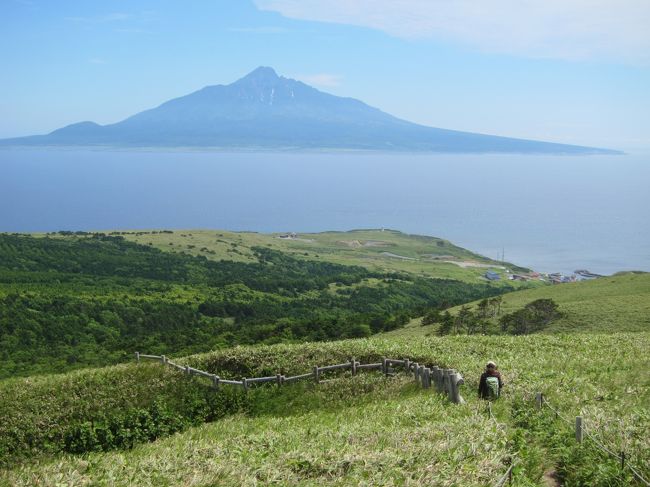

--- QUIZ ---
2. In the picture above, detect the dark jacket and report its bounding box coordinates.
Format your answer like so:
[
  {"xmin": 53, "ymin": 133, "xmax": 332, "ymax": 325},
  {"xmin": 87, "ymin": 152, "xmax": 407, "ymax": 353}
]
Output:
[{"xmin": 478, "ymin": 370, "xmax": 503, "ymax": 399}]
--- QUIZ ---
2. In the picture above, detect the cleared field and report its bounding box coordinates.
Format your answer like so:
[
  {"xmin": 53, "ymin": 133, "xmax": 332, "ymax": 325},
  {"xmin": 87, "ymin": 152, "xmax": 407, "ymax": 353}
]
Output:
[{"xmin": 115, "ymin": 228, "xmax": 536, "ymax": 285}]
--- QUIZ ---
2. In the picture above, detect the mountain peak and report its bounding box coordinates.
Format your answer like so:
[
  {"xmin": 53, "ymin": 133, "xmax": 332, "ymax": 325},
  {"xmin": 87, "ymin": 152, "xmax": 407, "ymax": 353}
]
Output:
[
  {"xmin": 237, "ymin": 66, "xmax": 280, "ymax": 84},
  {"xmin": 0, "ymin": 67, "xmax": 619, "ymax": 154}
]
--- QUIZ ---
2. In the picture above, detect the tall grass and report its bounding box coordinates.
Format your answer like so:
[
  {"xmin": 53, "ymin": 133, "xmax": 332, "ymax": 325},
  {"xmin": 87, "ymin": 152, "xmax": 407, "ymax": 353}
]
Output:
[{"xmin": 1, "ymin": 333, "xmax": 648, "ymax": 485}]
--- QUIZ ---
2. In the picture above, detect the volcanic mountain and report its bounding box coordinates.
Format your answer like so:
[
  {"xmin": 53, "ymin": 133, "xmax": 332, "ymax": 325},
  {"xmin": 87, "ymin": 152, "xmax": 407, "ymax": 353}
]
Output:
[{"xmin": 0, "ymin": 67, "xmax": 618, "ymax": 153}]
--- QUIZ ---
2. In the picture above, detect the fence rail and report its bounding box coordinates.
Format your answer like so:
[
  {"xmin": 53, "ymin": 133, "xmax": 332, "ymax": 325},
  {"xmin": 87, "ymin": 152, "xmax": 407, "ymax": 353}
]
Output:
[
  {"xmin": 135, "ymin": 352, "xmax": 465, "ymax": 404},
  {"xmin": 356, "ymin": 363, "xmax": 382, "ymax": 370}
]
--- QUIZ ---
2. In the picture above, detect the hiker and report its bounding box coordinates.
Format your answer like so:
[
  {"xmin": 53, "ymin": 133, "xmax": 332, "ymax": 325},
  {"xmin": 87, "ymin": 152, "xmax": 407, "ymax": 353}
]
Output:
[{"xmin": 478, "ymin": 361, "xmax": 503, "ymax": 400}]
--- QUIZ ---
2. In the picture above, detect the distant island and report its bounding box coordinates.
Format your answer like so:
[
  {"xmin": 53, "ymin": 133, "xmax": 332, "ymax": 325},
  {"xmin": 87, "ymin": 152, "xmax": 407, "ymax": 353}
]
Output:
[{"xmin": 0, "ymin": 66, "xmax": 620, "ymax": 154}]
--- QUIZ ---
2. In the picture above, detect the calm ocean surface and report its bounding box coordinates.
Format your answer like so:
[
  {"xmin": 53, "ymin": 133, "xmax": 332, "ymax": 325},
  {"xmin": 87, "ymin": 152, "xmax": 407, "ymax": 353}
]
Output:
[{"xmin": 1, "ymin": 149, "xmax": 648, "ymax": 275}]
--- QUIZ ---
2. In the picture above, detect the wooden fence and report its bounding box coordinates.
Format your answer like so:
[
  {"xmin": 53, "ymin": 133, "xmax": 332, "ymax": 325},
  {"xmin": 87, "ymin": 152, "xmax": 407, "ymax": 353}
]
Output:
[
  {"xmin": 534, "ymin": 393, "xmax": 649, "ymax": 486},
  {"xmin": 136, "ymin": 353, "xmax": 650, "ymax": 485},
  {"xmin": 135, "ymin": 352, "xmax": 465, "ymax": 404}
]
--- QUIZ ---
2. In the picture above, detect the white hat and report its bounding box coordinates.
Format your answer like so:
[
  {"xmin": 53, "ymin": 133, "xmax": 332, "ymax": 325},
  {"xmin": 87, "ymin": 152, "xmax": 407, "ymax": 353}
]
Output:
[{"xmin": 486, "ymin": 361, "xmax": 496, "ymax": 368}]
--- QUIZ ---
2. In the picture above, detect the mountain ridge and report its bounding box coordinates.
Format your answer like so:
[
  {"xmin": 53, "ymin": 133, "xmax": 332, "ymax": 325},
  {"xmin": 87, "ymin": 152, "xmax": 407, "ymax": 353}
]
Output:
[{"xmin": 0, "ymin": 66, "xmax": 620, "ymax": 154}]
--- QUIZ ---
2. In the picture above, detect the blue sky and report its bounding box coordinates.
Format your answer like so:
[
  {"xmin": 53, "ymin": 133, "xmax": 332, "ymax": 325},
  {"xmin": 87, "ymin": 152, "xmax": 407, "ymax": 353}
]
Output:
[{"xmin": 2, "ymin": 0, "xmax": 649, "ymax": 150}]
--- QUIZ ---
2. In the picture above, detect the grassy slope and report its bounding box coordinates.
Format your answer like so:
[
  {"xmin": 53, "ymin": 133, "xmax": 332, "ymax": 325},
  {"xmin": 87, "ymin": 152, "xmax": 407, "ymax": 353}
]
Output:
[
  {"xmin": 388, "ymin": 272, "xmax": 650, "ymax": 337},
  {"xmin": 2, "ymin": 235, "xmax": 647, "ymax": 485},
  {"xmin": 2, "ymin": 334, "xmax": 648, "ymax": 485},
  {"xmin": 0, "ymin": 232, "xmax": 517, "ymax": 379},
  {"xmin": 114, "ymin": 228, "xmax": 535, "ymax": 286},
  {"xmin": 2, "ymin": 381, "xmax": 508, "ymax": 486}
]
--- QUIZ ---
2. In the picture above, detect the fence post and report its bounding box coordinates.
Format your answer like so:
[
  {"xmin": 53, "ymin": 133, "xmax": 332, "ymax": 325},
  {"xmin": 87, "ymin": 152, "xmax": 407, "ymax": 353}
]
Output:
[
  {"xmin": 382, "ymin": 357, "xmax": 388, "ymax": 376},
  {"xmin": 432, "ymin": 366, "xmax": 441, "ymax": 392},
  {"xmin": 449, "ymin": 371, "xmax": 462, "ymax": 404},
  {"xmin": 418, "ymin": 365, "xmax": 425, "ymax": 386},
  {"xmin": 455, "ymin": 372, "xmax": 465, "ymax": 404},
  {"xmin": 451, "ymin": 369, "xmax": 459, "ymax": 402},
  {"xmin": 448, "ymin": 371, "xmax": 456, "ymax": 402},
  {"xmin": 351, "ymin": 357, "xmax": 357, "ymax": 376},
  {"xmin": 242, "ymin": 378, "xmax": 248, "ymax": 393},
  {"xmin": 444, "ymin": 369, "xmax": 454, "ymax": 400},
  {"xmin": 185, "ymin": 365, "xmax": 191, "ymax": 375},
  {"xmin": 135, "ymin": 352, "xmax": 140, "ymax": 363},
  {"xmin": 413, "ymin": 363, "xmax": 419, "ymax": 382},
  {"xmin": 423, "ymin": 368, "xmax": 431, "ymax": 389},
  {"xmin": 535, "ymin": 393, "xmax": 543, "ymax": 410},
  {"xmin": 404, "ymin": 358, "xmax": 410, "ymax": 372},
  {"xmin": 575, "ymin": 416, "xmax": 583, "ymax": 443},
  {"xmin": 212, "ymin": 374, "xmax": 220, "ymax": 390},
  {"xmin": 313, "ymin": 366, "xmax": 320, "ymax": 383},
  {"xmin": 276, "ymin": 373, "xmax": 282, "ymax": 386},
  {"xmin": 160, "ymin": 355, "xmax": 166, "ymax": 366}
]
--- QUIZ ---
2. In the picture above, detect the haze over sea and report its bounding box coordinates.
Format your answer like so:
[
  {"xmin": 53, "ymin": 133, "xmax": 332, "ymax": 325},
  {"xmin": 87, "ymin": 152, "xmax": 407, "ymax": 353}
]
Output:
[{"xmin": 2, "ymin": 149, "xmax": 648, "ymax": 276}]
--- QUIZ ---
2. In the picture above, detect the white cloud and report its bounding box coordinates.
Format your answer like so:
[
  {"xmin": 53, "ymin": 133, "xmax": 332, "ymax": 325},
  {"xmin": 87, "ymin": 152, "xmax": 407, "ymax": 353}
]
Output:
[
  {"xmin": 255, "ymin": 0, "xmax": 650, "ymax": 63},
  {"xmin": 293, "ymin": 73, "xmax": 343, "ymax": 87}
]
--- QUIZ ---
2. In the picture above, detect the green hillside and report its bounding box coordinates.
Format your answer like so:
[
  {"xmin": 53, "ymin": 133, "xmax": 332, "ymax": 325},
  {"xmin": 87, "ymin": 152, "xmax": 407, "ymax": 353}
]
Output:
[
  {"xmin": 1, "ymin": 334, "xmax": 648, "ymax": 485},
  {"xmin": 0, "ymin": 232, "xmax": 510, "ymax": 378},
  {"xmin": 1, "ymin": 231, "xmax": 647, "ymax": 485},
  {"xmin": 389, "ymin": 272, "xmax": 650, "ymax": 338},
  {"xmin": 116, "ymin": 228, "xmax": 534, "ymax": 284}
]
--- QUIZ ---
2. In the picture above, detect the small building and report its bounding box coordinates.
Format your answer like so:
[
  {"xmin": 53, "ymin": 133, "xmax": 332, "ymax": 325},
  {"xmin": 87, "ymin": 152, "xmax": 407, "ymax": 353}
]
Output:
[
  {"xmin": 485, "ymin": 271, "xmax": 501, "ymax": 281},
  {"xmin": 510, "ymin": 274, "xmax": 530, "ymax": 281}
]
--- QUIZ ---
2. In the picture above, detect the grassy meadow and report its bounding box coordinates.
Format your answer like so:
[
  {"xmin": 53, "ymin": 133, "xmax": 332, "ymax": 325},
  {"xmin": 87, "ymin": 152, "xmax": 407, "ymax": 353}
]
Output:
[
  {"xmin": 1, "ymin": 230, "xmax": 648, "ymax": 485},
  {"xmin": 389, "ymin": 271, "xmax": 650, "ymax": 338},
  {"xmin": 116, "ymin": 228, "xmax": 535, "ymax": 285},
  {"xmin": 1, "ymin": 333, "xmax": 648, "ymax": 486}
]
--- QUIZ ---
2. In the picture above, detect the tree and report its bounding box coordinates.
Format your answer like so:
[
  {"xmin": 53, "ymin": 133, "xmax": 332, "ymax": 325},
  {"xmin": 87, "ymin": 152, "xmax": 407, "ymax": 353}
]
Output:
[
  {"xmin": 489, "ymin": 296, "xmax": 503, "ymax": 317},
  {"xmin": 499, "ymin": 299, "xmax": 561, "ymax": 335},
  {"xmin": 525, "ymin": 299, "xmax": 561, "ymax": 328},
  {"xmin": 438, "ymin": 311, "xmax": 454, "ymax": 336},
  {"xmin": 421, "ymin": 309, "xmax": 442, "ymax": 326},
  {"xmin": 477, "ymin": 299, "xmax": 490, "ymax": 319},
  {"xmin": 455, "ymin": 305, "xmax": 473, "ymax": 334},
  {"xmin": 348, "ymin": 324, "xmax": 371, "ymax": 338}
]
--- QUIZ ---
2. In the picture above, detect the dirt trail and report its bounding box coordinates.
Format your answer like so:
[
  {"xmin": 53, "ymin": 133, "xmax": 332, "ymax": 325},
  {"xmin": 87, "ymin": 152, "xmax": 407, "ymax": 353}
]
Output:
[{"xmin": 542, "ymin": 469, "xmax": 561, "ymax": 486}]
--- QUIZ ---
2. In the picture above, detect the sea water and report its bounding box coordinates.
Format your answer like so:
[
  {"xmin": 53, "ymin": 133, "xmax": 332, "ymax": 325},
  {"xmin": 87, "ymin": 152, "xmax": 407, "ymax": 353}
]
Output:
[{"xmin": 1, "ymin": 148, "xmax": 648, "ymax": 275}]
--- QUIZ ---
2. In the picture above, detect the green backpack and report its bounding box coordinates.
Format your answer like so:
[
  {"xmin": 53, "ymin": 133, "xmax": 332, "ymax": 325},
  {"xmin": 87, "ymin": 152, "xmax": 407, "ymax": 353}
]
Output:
[{"xmin": 486, "ymin": 376, "xmax": 500, "ymax": 400}]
